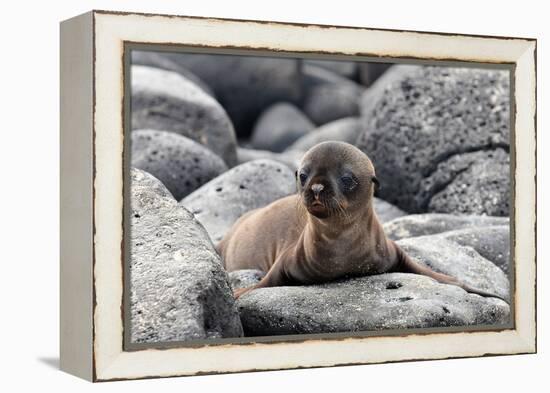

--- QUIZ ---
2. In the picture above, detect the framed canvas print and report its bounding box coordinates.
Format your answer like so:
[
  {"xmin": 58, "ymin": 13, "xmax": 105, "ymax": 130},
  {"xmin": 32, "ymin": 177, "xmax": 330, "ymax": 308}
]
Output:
[{"xmin": 60, "ymin": 10, "xmax": 537, "ymax": 382}]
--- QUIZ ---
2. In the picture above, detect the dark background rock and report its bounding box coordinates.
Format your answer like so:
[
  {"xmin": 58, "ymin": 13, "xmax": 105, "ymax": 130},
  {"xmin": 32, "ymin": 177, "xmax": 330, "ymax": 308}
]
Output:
[
  {"xmin": 384, "ymin": 213, "xmax": 508, "ymax": 241},
  {"xmin": 397, "ymin": 236, "xmax": 509, "ymax": 300},
  {"xmin": 303, "ymin": 59, "xmax": 358, "ymax": 79},
  {"xmin": 236, "ymin": 273, "xmax": 509, "ymax": 336},
  {"xmin": 163, "ymin": 52, "xmax": 303, "ymax": 137},
  {"xmin": 357, "ymin": 65, "xmax": 510, "ymax": 215},
  {"xmin": 180, "ymin": 159, "xmax": 296, "ymax": 243},
  {"xmin": 303, "ymin": 82, "xmax": 361, "ymax": 125},
  {"xmin": 130, "ymin": 168, "xmax": 243, "ymax": 343},
  {"xmin": 357, "ymin": 62, "xmax": 393, "ymax": 86},
  {"xmin": 132, "ymin": 50, "xmax": 215, "ymax": 96},
  {"xmin": 132, "ymin": 130, "xmax": 228, "ymax": 200},
  {"xmin": 237, "ymin": 147, "xmax": 302, "ymax": 171},
  {"xmin": 300, "ymin": 64, "xmax": 364, "ymax": 124},
  {"xmin": 250, "ymin": 103, "xmax": 314, "ymax": 152},
  {"xmin": 285, "ymin": 117, "xmax": 363, "ymax": 152},
  {"xmin": 301, "ymin": 63, "xmax": 357, "ymax": 90},
  {"xmin": 131, "ymin": 65, "xmax": 238, "ymax": 166}
]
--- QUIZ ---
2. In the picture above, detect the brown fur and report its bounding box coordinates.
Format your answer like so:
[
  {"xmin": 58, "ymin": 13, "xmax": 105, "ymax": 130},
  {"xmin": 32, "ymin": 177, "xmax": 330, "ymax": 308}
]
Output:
[{"xmin": 218, "ymin": 142, "xmax": 505, "ymax": 301}]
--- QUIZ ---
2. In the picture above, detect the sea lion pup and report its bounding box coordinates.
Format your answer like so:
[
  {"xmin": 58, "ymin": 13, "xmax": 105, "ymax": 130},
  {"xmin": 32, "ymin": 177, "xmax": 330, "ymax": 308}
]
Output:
[{"xmin": 218, "ymin": 141, "xmax": 505, "ymax": 301}]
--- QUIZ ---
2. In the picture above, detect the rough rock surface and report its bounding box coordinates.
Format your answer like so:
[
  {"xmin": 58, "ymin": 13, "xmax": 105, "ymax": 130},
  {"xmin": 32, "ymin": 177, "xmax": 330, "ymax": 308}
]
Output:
[
  {"xmin": 130, "ymin": 168, "xmax": 243, "ymax": 343},
  {"xmin": 180, "ymin": 159, "xmax": 296, "ymax": 243},
  {"xmin": 237, "ymin": 147, "xmax": 302, "ymax": 171},
  {"xmin": 418, "ymin": 226, "xmax": 510, "ymax": 274},
  {"xmin": 397, "ymin": 236, "xmax": 509, "ymax": 301},
  {"xmin": 356, "ymin": 65, "xmax": 510, "ymax": 215},
  {"xmin": 131, "ymin": 51, "xmax": 214, "ymax": 96},
  {"xmin": 131, "ymin": 65, "xmax": 238, "ymax": 166},
  {"xmin": 383, "ymin": 213, "xmax": 508, "ymax": 241},
  {"xmin": 424, "ymin": 149, "xmax": 510, "ymax": 216},
  {"xmin": 164, "ymin": 52, "xmax": 303, "ymax": 137},
  {"xmin": 236, "ymin": 273, "xmax": 509, "ymax": 336},
  {"xmin": 373, "ymin": 198, "xmax": 407, "ymax": 223},
  {"xmin": 250, "ymin": 103, "xmax": 315, "ymax": 152},
  {"xmin": 132, "ymin": 130, "xmax": 228, "ymax": 200},
  {"xmin": 301, "ymin": 64, "xmax": 363, "ymax": 125},
  {"xmin": 285, "ymin": 117, "xmax": 363, "ymax": 152}
]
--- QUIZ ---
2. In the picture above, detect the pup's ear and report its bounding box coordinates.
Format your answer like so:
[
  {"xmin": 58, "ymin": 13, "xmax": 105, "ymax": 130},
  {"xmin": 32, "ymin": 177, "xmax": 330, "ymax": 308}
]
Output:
[{"xmin": 372, "ymin": 176, "xmax": 380, "ymax": 190}]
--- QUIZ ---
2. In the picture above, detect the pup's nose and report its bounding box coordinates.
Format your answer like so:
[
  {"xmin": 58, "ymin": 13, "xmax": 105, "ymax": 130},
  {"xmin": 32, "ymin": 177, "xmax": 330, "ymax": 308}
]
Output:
[{"xmin": 311, "ymin": 183, "xmax": 324, "ymax": 198}]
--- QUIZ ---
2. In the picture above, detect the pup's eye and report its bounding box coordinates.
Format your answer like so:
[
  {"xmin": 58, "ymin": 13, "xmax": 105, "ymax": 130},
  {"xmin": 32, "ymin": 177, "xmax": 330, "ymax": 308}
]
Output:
[
  {"xmin": 341, "ymin": 175, "xmax": 357, "ymax": 190},
  {"xmin": 299, "ymin": 172, "xmax": 308, "ymax": 185}
]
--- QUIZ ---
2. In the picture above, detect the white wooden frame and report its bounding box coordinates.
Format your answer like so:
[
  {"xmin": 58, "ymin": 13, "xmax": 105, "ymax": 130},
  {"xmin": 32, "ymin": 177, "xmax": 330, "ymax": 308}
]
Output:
[{"xmin": 60, "ymin": 10, "xmax": 536, "ymax": 382}]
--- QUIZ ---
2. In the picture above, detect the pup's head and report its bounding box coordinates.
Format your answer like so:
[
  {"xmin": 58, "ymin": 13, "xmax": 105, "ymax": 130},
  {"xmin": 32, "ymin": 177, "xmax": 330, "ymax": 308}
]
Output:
[{"xmin": 296, "ymin": 141, "xmax": 378, "ymax": 220}]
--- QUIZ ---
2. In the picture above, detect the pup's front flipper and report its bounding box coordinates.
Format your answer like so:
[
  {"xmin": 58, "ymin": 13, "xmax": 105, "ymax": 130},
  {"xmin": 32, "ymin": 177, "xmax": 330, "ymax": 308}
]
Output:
[{"xmin": 233, "ymin": 259, "xmax": 288, "ymax": 299}]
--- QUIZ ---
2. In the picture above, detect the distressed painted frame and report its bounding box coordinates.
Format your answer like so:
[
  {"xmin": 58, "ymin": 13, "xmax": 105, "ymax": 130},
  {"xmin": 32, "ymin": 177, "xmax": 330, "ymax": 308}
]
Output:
[{"xmin": 60, "ymin": 10, "xmax": 536, "ymax": 382}]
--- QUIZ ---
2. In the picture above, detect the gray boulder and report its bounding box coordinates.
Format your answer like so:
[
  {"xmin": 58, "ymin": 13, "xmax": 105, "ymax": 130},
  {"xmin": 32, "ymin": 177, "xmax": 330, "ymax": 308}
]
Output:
[
  {"xmin": 164, "ymin": 53, "xmax": 303, "ymax": 137},
  {"xmin": 397, "ymin": 236, "xmax": 509, "ymax": 301},
  {"xmin": 237, "ymin": 147, "xmax": 302, "ymax": 171},
  {"xmin": 301, "ymin": 64, "xmax": 364, "ymax": 125},
  {"xmin": 130, "ymin": 168, "xmax": 243, "ymax": 343},
  {"xmin": 180, "ymin": 159, "xmax": 296, "ymax": 243},
  {"xmin": 131, "ymin": 65, "xmax": 238, "ymax": 166},
  {"xmin": 250, "ymin": 103, "xmax": 315, "ymax": 152},
  {"xmin": 301, "ymin": 62, "xmax": 356, "ymax": 90},
  {"xmin": 356, "ymin": 65, "xmax": 510, "ymax": 215},
  {"xmin": 285, "ymin": 117, "xmax": 363, "ymax": 152},
  {"xmin": 236, "ymin": 273, "xmax": 509, "ymax": 336},
  {"xmin": 131, "ymin": 50, "xmax": 214, "ymax": 96},
  {"xmin": 383, "ymin": 213, "xmax": 508, "ymax": 240},
  {"xmin": 373, "ymin": 198, "xmax": 407, "ymax": 223},
  {"xmin": 418, "ymin": 226, "xmax": 510, "ymax": 274},
  {"xmin": 304, "ymin": 59, "xmax": 358, "ymax": 79},
  {"xmin": 131, "ymin": 130, "xmax": 228, "ymax": 200}
]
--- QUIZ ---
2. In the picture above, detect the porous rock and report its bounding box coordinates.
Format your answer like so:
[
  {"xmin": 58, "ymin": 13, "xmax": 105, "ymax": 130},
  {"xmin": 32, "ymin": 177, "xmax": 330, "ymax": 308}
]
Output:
[
  {"xmin": 424, "ymin": 149, "xmax": 510, "ymax": 216},
  {"xmin": 285, "ymin": 117, "xmax": 363, "ymax": 152},
  {"xmin": 180, "ymin": 159, "xmax": 296, "ymax": 243},
  {"xmin": 383, "ymin": 213, "xmax": 508, "ymax": 241},
  {"xmin": 356, "ymin": 65, "xmax": 510, "ymax": 215},
  {"xmin": 236, "ymin": 273, "xmax": 509, "ymax": 336},
  {"xmin": 132, "ymin": 130, "xmax": 228, "ymax": 200},
  {"xmin": 164, "ymin": 53, "xmax": 303, "ymax": 137},
  {"xmin": 250, "ymin": 103, "xmax": 315, "ymax": 152},
  {"xmin": 130, "ymin": 168, "xmax": 243, "ymax": 343},
  {"xmin": 131, "ymin": 65, "xmax": 238, "ymax": 166}
]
